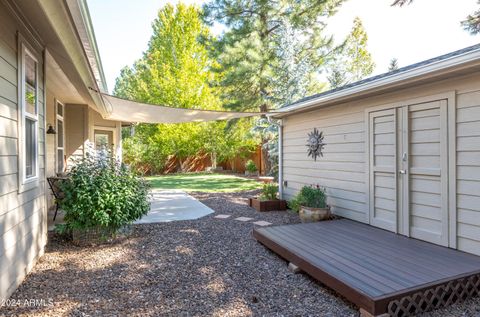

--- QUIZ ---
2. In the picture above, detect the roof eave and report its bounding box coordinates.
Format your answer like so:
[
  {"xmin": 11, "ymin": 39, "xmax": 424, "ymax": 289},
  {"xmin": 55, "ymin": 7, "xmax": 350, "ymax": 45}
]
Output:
[
  {"xmin": 36, "ymin": 0, "xmax": 110, "ymax": 116},
  {"xmin": 65, "ymin": 0, "xmax": 111, "ymax": 114}
]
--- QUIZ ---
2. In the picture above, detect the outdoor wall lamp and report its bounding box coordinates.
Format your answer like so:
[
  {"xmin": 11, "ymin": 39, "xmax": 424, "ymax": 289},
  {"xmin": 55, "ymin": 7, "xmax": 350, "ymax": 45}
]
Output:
[{"xmin": 46, "ymin": 124, "xmax": 57, "ymax": 134}]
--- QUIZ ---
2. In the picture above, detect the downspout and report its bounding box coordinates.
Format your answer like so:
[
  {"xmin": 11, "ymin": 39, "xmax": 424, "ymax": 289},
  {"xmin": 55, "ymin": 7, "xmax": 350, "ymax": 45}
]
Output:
[{"xmin": 268, "ymin": 117, "xmax": 284, "ymax": 199}]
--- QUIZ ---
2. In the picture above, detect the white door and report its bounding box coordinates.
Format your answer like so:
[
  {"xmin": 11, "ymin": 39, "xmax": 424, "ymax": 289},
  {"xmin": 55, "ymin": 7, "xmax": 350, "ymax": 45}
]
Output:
[
  {"xmin": 369, "ymin": 100, "xmax": 449, "ymax": 246},
  {"xmin": 406, "ymin": 100, "xmax": 449, "ymax": 246},
  {"xmin": 369, "ymin": 109, "xmax": 398, "ymax": 232}
]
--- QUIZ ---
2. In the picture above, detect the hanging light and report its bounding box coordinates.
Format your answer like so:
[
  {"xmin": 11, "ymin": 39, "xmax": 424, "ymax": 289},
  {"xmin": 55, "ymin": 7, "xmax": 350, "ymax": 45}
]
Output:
[{"xmin": 46, "ymin": 124, "xmax": 57, "ymax": 134}]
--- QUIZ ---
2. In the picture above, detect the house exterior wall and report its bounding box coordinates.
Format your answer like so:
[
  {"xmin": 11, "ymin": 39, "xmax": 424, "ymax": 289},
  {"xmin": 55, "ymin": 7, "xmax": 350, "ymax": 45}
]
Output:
[
  {"xmin": 65, "ymin": 104, "xmax": 88, "ymax": 167},
  {"xmin": 88, "ymin": 108, "xmax": 122, "ymax": 161},
  {"xmin": 281, "ymin": 72, "xmax": 480, "ymax": 255},
  {"xmin": 0, "ymin": 2, "xmax": 48, "ymax": 300}
]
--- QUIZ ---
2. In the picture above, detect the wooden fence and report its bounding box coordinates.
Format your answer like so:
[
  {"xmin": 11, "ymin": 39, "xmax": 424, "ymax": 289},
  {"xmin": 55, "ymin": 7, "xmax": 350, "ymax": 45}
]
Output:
[{"xmin": 162, "ymin": 146, "xmax": 265, "ymax": 174}]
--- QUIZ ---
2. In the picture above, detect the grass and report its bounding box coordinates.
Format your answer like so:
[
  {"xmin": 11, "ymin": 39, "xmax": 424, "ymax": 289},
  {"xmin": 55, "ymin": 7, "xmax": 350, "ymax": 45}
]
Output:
[{"xmin": 147, "ymin": 173, "xmax": 263, "ymax": 193}]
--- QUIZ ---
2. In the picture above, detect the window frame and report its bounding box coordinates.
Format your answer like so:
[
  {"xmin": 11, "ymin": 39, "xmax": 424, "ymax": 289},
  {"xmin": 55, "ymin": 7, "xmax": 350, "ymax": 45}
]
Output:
[
  {"xmin": 55, "ymin": 100, "xmax": 65, "ymax": 174},
  {"xmin": 17, "ymin": 36, "xmax": 40, "ymax": 192}
]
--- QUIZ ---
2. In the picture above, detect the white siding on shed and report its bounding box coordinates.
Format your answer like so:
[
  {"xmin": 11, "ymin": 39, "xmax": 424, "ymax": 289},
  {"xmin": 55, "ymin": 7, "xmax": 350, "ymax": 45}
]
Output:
[
  {"xmin": 281, "ymin": 73, "xmax": 480, "ymax": 255},
  {"xmin": 456, "ymin": 90, "xmax": 480, "ymax": 255}
]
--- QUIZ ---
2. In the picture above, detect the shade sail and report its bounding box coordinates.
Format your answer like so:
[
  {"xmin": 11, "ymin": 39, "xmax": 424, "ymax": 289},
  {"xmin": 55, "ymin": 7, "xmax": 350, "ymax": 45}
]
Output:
[{"xmin": 102, "ymin": 94, "xmax": 270, "ymax": 124}]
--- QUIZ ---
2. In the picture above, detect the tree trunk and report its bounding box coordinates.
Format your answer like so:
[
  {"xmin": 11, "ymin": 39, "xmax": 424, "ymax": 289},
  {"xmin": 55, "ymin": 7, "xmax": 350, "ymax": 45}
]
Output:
[
  {"xmin": 211, "ymin": 152, "xmax": 217, "ymax": 169},
  {"xmin": 261, "ymin": 139, "xmax": 271, "ymax": 176},
  {"xmin": 177, "ymin": 158, "xmax": 184, "ymax": 173}
]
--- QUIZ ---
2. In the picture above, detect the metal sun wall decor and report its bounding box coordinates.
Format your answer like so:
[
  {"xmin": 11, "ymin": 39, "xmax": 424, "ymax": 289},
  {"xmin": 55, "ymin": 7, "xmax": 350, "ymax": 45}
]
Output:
[{"xmin": 306, "ymin": 128, "xmax": 325, "ymax": 161}]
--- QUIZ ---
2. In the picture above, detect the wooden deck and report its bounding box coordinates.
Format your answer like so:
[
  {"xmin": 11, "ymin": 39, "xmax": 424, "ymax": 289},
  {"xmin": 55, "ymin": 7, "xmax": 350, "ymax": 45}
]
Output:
[{"xmin": 253, "ymin": 219, "xmax": 480, "ymax": 316}]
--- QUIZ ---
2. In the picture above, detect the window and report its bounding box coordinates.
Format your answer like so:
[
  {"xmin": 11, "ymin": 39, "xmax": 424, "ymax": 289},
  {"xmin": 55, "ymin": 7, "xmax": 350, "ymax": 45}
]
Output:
[
  {"xmin": 56, "ymin": 101, "xmax": 65, "ymax": 173},
  {"xmin": 18, "ymin": 39, "xmax": 39, "ymax": 187}
]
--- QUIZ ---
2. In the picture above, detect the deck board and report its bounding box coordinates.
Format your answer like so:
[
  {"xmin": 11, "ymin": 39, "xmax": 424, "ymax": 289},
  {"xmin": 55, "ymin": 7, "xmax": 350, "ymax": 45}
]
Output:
[{"xmin": 253, "ymin": 219, "xmax": 480, "ymax": 315}]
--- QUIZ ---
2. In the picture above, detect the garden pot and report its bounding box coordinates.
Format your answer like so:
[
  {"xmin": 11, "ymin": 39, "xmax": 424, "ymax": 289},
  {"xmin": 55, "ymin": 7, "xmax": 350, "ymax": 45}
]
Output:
[
  {"xmin": 299, "ymin": 206, "xmax": 331, "ymax": 223},
  {"xmin": 251, "ymin": 197, "xmax": 287, "ymax": 212}
]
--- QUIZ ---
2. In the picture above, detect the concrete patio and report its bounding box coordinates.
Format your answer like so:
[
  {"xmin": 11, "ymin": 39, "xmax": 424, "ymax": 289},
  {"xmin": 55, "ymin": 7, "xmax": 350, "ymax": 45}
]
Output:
[{"xmin": 134, "ymin": 189, "xmax": 214, "ymax": 224}]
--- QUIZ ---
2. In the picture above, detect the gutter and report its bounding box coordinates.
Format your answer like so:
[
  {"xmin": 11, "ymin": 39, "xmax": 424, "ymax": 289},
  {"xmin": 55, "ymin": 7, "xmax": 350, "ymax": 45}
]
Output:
[
  {"xmin": 268, "ymin": 118, "xmax": 284, "ymax": 199},
  {"xmin": 273, "ymin": 45, "xmax": 480, "ymax": 117}
]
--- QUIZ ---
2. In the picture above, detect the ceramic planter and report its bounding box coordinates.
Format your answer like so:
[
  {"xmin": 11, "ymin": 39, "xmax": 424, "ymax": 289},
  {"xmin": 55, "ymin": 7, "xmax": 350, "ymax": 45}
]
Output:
[
  {"xmin": 249, "ymin": 197, "xmax": 287, "ymax": 212},
  {"xmin": 299, "ymin": 206, "xmax": 331, "ymax": 223}
]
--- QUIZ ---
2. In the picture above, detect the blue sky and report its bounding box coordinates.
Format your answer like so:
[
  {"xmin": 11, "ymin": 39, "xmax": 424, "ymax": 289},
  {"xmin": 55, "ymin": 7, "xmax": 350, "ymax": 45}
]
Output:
[{"xmin": 87, "ymin": 0, "xmax": 480, "ymax": 93}]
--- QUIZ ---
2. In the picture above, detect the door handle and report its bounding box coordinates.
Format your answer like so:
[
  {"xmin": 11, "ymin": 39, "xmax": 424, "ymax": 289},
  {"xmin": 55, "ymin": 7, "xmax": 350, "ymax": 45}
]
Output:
[{"xmin": 399, "ymin": 170, "xmax": 407, "ymax": 174}]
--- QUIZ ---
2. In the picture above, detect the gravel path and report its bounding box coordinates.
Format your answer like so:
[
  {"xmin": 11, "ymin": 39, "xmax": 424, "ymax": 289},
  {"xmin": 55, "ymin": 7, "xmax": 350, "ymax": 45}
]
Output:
[{"xmin": 2, "ymin": 190, "xmax": 479, "ymax": 316}]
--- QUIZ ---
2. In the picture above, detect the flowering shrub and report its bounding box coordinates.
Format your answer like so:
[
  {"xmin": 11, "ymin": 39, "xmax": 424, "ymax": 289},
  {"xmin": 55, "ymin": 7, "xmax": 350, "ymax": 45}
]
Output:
[{"xmin": 58, "ymin": 154, "xmax": 150, "ymax": 233}]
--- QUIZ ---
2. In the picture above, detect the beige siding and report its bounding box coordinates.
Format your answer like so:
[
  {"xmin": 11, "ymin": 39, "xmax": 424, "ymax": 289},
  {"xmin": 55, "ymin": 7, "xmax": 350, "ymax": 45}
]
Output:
[
  {"xmin": 283, "ymin": 107, "xmax": 368, "ymax": 222},
  {"xmin": 65, "ymin": 104, "xmax": 88, "ymax": 166},
  {"xmin": 282, "ymin": 72, "xmax": 480, "ymax": 255},
  {"xmin": 44, "ymin": 90, "xmax": 56, "ymax": 210},
  {"xmin": 456, "ymin": 90, "xmax": 480, "ymax": 255},
  {"xmin": 0, "ymin": 2, "xmax": 47, "ymax": 300}
]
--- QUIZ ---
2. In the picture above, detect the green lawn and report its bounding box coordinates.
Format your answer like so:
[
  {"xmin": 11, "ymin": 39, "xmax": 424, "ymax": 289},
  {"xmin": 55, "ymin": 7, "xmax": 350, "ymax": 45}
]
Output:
[{"xmin": 147, "ymin": 173, "xmax": 263, "ymax": 193}]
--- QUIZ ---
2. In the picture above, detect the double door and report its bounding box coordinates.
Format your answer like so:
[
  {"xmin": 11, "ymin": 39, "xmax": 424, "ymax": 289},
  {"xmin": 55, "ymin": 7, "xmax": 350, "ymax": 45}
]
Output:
[{"xmin": 369, "ymin": 100, "xmax": 449, "ymax": 246}]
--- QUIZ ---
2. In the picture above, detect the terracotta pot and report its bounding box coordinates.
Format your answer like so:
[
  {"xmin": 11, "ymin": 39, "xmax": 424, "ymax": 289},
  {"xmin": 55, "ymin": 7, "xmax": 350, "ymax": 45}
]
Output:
[
  {"xmin": 299, "ymin": 206, "xmax": 331, "ymax": 223},
  {"xmin": 251, "ymin": 198, "xmax": 287, "ymax": 212}
]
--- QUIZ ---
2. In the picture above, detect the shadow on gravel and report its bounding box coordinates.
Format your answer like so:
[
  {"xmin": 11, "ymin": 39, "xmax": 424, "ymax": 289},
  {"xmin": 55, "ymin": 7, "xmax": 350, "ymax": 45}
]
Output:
[{"xmin": 1, "ymin": 191, "xmax": 358, "ymax": 316}]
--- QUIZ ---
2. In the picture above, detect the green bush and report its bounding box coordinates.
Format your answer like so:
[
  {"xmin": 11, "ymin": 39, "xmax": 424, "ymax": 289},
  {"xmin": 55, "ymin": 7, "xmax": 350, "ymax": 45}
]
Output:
[
  {"xmin": 288, "ymin": 185, "xmax": 327, "ymax": 212},
  {"xmin": 260, "ymin": 183, "xmax": 278, "ymax": 201},
  {"xmin": 58, "ymin": 154, "xmax": 150, "ymax": 233},
  {"xmin": 245, "ymin": 159, "xmax": 258, "ymax": 173}
]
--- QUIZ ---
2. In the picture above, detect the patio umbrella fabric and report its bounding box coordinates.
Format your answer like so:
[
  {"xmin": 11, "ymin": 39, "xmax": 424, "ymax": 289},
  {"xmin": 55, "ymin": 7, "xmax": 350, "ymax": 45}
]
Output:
[{"xmin": 102, "ymin": 94, "xmax": 270, "ymax": 124}]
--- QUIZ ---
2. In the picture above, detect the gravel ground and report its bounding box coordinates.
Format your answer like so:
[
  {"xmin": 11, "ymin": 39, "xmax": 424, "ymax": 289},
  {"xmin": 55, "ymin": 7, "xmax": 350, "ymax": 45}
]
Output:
[{"xmin": 2, "ymin": 190, "xmax": 480, "ymax": 317}]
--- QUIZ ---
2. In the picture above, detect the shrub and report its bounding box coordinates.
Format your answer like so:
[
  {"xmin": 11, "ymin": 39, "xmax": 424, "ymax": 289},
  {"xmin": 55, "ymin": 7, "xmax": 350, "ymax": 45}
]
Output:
[
  {"xmin": 260, "ymin": 183, "xmax": 278, "ymax": 201},
  {"xmin": 288, "ymin": 185, "xmax": 327, "ymax": 212},
  {"xmin": 58, "ymin": 154, "xmax": 150, "ymax": 234},
  {"xmin": 245, "ymin": 159, "xmax": 258, "ymax": 173}
]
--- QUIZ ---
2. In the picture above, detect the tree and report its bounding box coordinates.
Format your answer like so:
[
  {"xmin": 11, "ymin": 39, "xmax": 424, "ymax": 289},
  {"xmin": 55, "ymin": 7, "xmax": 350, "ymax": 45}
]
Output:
[
  {"xmin": 344, "ymin": 17, "xmax": 375, "ymax": 81},
  {"xmin": 327, "ymin": 67, "xmax": 348, "ymax": 89},
  {"xmin": 327, "ymin": 17, "xmax": 375, "ymax": 88},
  {"xmin": 392, "ymin": 0, "xmax": 480, "ymax": 35},
  {"xmin": 388, "ymin": 58, "xmax": 399, "ymax": 71},
  {"xmin": 203, "ymin": 0, "xmax": 344, "ymax": 111},
  {"xmin": 114, "ymin": 4, "xmax": 257, "ymax": 174},
  {"xmin": 203, "ymin": 0, "xmax": 344, "ymax": 174}
]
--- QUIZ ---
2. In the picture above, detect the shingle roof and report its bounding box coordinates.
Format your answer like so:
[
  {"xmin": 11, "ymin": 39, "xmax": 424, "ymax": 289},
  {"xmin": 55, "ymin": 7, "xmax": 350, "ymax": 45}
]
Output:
[{"xmin": 282, "ymin": 43, "xmax": 480, "ymax": 109}]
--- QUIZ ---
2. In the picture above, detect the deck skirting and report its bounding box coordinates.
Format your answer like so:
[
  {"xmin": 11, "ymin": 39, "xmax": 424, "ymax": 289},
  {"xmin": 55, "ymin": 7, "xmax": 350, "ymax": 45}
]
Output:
[{"xmin": 253, "ymin": 219, "xmax": 480, "ymax": 316}]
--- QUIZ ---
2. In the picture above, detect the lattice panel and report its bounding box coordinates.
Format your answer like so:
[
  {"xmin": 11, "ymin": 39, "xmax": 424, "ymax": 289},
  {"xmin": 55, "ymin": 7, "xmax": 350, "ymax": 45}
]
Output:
[{"xmin": 387, "ymin": 274, "xmax": 480, "ymax": 317}]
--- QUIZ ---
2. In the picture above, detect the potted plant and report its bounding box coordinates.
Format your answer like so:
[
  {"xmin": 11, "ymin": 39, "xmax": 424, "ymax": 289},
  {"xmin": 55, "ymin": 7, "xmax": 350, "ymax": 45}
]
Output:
[
  {"xmin": 249, "ymin": 183, "xmax": 287, "ymax": 211},
  {"xmin": 244, "ymin": 159, "xmax": 258, "ymax": 176},
  {"xmin": 289, "ymin": 185, "xmax": 331, "ymax": 222}
]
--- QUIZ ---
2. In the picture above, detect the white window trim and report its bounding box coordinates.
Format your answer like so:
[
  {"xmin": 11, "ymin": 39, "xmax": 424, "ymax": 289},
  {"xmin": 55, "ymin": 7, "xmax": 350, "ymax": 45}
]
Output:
[
  {"xmin": 17, "ymin": 35, "xmax": 40, "ymax": 193},
  {"xmin": 55, "ymin": 100, "xmax": 65, "ymax": 174}
]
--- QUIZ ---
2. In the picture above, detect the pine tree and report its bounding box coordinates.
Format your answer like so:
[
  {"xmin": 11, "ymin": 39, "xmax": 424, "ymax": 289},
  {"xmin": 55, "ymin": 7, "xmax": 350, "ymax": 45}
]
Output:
[
  {"xmin": 327, "ymin": 17, "xmax": 375, "ymax": 88},
  {"xmin": 203, "ymin": 0, "xmax": 345, "ymax": 175},
  {"xmin": 203, "ymin": 0, "xmax": 345, "ymax": 111},
  {"xmin": 327, "ymin": 68, "xmax": 348, "ymax": 89},
  {"xmin": 344, "ymin": 17, "xmax": 375, "ymax": 82},
  {"xmin": 388, "ymin": 58, "xmax": 399, "ymax": 72}
]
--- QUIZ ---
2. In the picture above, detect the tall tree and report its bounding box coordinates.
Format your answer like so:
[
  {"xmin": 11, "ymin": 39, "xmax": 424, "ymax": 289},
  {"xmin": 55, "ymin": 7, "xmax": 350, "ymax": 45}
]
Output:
[
  {"xmin": 327, "ymin": 17, "xmax": 375, "ymax": 88},
  {"xmin": 203, "ymin": 0, "xmax": 344, "ymax": 174},
  {"xmin": 203, "ymin": 0, "xmax": 345, "ymax": 111},
  {"xmin": 343, "ymin": 17, "xmax": 375, "ymax": 81},
  {"xmin": 392, "ymin": 0, "xmax": 480, "ymax": 35},
  {"xmin": 115, "ymin": 4, "xmax": 256, "ymax": 173},
  {"xmin": 388, "ymin": 58, "xmax": 399, "ymax": 71}
]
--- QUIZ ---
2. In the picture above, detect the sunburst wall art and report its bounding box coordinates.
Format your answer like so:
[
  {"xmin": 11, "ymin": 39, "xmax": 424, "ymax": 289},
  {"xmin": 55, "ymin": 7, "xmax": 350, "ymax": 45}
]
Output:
[{"xmin": 306, "ymin": 128, "xmax": 325, "ymax": 161}]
